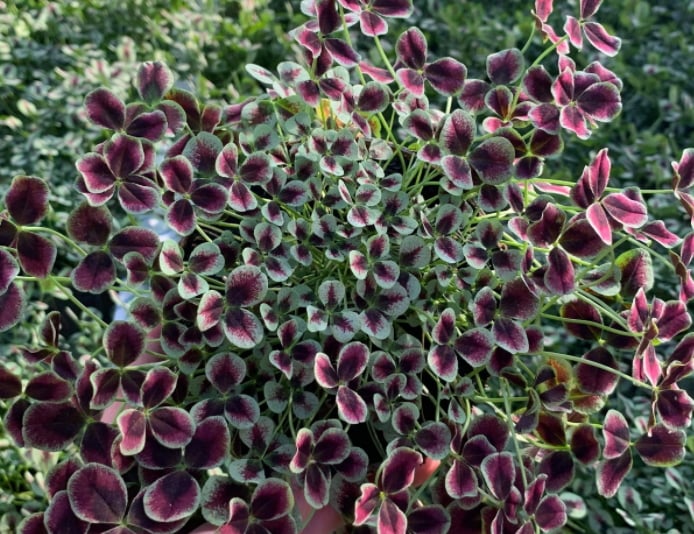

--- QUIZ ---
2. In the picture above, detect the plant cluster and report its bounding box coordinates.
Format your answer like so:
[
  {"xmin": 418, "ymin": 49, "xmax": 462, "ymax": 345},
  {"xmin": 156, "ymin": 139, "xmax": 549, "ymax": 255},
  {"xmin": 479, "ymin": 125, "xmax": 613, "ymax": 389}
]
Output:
[{"xmin": 1, "ymin": 0, "xmax": 693, "ymax": 533}]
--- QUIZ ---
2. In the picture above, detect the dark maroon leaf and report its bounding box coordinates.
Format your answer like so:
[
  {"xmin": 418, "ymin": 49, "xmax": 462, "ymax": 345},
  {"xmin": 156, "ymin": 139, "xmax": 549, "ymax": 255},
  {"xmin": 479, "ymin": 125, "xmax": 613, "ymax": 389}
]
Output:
[
  {"xmin": 535, "ymin": 495, "xmax": 567, "ymax": 531},
  {"xmin": 596, "ymin": 450, "xmax": 632, "ymax": 498},
  {"xmin": 17, "ymin": 231, "xmax": 56, "ymax": 278},
  {"xmin": 570, "ymin": 424, "xmax": 601, "ymax": 465},
  {"xmin": 635, "ymin": 425, "xmax": 686, "ymax": 467},
  {"xmin": 617, "ymin": 248, "xmax": 653, "ymax": 298},
  {"xmin": 117, "ymin": 180, "xmax": 160, "ymax": 214},
  {"xmin": 544, "ymin": 247, "xmax": 575, "ymax": 295},
  {"xmin": 67, "ymin": 463, "xmax": 127, "ymax": 523},
  {"xmin": 80, "ymin": 422, "xmax": 117, "ymax": 466},
  {"xmin": 0, "ymin": 282, "xmax": 26, "ymax": 332},
  {"xmin": 206, "ymin": 352, "xmax": 245, "ymax": 394},
  {"xmin": 22, "ymin": 402, "xmax": 84, "ymax": 451},
  {"xmin": 455, "ymin": 327, "xmax": 494, "ymax": 366},
  {"xmin": 85, "ymin": 88, "xmax": 125, "ymax": 130},
  {"xmin": 538, "ymin": 451, "xmax": 574, "ymax": 492},
  {"xmin": 575, "ymin": 347, "xmax": 619, "ymax": 395},
  {"xmin": 6, "ymin": 176, "xmax": 50, "ymax": 225},
  {"xmin": 0, "ymin": 365, "xmax": 22, "ymax": 399},
  {"xmin": 127, "ymin": 489, "xmax": 187, "ymax": 533},
  {"xmin": 45, "ymin": 491, "xmax": 88, "ymax": 534},
  {"xmin": 66, "ymin": 203, "xmax": 112, "ymax": 246},
  {"xmin": 445, "ymin": 460, "xmax": 477, "ymax": 499},
  {"xmin": 415, "ymin": 421, "xmax": 451, "ymax": 460},
  {"xmin": 141, "ymin": 367, "xmax": 177, "ymax": 408},
  {"xmin": 143, "ymin": 470, "xmax": 200, "ymax": 522},
  {"xmin": 126, "ymin": 110, "xmax": 167, "ymax": 141},
  {"xmin": 382, "ymin": 447, "xmax": 422, "ymax": 494},
  {"xmin": 583, "ymin": 21, "xmax": 621, "ymax": 56},
  {"xmin": 25, "ymin": 372, "xmax": 71, "ymax": 402},
  {"xmin": 160, "ymin": 155, "xmax": 193, "ymax": 193},
  {"xmin": 137, "ymin": 61, "xmax": 174, "ymax": 104},
  {"xmin": 149, "ymin": 406, "xmax": 195, "ymax": 448},
  {"xmin": 103, "ymin": 320, "xmax": 145, "ymax": 367},
  {"xmin": 486, "ymin": 48, "xmax": 524, "ymax": 84},
  {"xmin": 492, "ymin": 317, "xmax": 528, "ymax": 354},
  {"xmin": 499, "ymin": 278, "xmax": 539, "ymax": 320},
  {"xmin": 324, "ymin": 37, "xmax": 360, "ymax": 66},
  {"xmin": 560, "ymin": 298, "xmax": 603, "ymax": 340}
]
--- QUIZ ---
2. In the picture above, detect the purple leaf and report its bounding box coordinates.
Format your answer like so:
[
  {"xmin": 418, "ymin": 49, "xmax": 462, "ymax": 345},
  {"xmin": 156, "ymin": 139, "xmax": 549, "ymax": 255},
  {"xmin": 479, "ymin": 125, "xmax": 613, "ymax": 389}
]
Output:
[
  {"xmin": 183, "ymin": 132, "xmax": 223, "ymax": 175},
  {"xmin": 544, "ymin": 247, "xmax": 575, "ymax": 295},
  {"xmin": 441, "ymin": 155, "xmax": 473, "ymax": 189},
  {"xmin": 427, "ymin": 345, "xmax": 458, "ymax": 382},
  {"xmin": 160, "ymin": 155, "xmax": 193, "ymax": 193},
  {"xmin": 603, "ymin": 409, "xmax": 630, "ymax": 459},
  {"xmin": 415, "ymin": 421, "xmax": 452, "ymax": 459},
  {"xmin": 583, "ymin": 21, "xmax": 621, "ymax": 56},
  {"xmin": 382, "ymin": 447, "xmax": 422, "ymax": 493},
  {"xmin": 596, "ymin": 450, "xmax": 632, "ymax": 498},
  {"xmin": 602, "ymin": 192, "xmax": 648, "ymax": 228},
  {"xmin": 22, "ymin": 402, "xmax": 84, "ymax": 451},
  {"xmin": 578, "ymin": 82, "xmax": 621, "ymax": 121},
  {"xmin": 635, "ymin": 425, "xmax": 686, "ymax": 467},
  {"xmin": 66, "ymin": 203, "xmax": 112, "ymax": 246},
  {"xmin": 6, "ymin": 175, "xmax": 50, "ymax": 225},
  {"xmin": 455, "ymin": 327, "xmax": 494, "ymax": 366},
  {"xmin": 325, "ymin": 37, "xmax": 360, "ymax": 66},
  {"xmin": 71, "ymin": 251, "xmax": 115, "ymax": 294},
  {"xmin": 586, "ymin": 203, "xmax": 612, "ymax": 245},
  {"xmin": 206, "ymin": 352, "xmax": 246, "ymax": 394},
  {"xmin": 17, "ymin": 231, "xmax": 56, "ymax": 278},
  {"xmin": 378, "ymin": 500, "xmax": 407, "ymax": 534},
  {"xmin": 337, "ymin": 386, "xmax": 368, "ymax": 424},
  {"xmin": 616, "ymin": 248, "xmax": 653, "ymax": 298},
  {"xmin": 45, "ymin": 491, "xmax": 88, "ymax": 534},
  {"xmin": 396, "ymin": 27, "xmax": 427, "ymax": 70},
  {"xmin": 408, "ymin": 505, "xmax": 450, "ymax": 534},
  {"xmin": 499, "ymin": 278, "xmax": 540, "ymax": 320},
  {"xmin": 673, "ymin": 148, "xmax": 694, "ymax": 190},
  {"xmin": 0, "ymin": 365, "xmax": 22, "ymax": 399},
  {"xmin": 469, "ymin": 137, "xmax": 515, "ymax": 185},
  {"xmin": 127, "ymin": 489, "xmax": 187, "ymax": 533},
  {"xmin": 535, "ymin": 495, "xmax": 567, "ymax": 531},
  {"xmin": 143, "ymin": 470, "xmax": 201, "ymax": 522},
  {"xmin": 80, "ymin": 422, "xmax": 117, "ymax": 466},
  {"xmin": 656, "ymin": 389, "xmax": 694, "ymax": 429},
  {"xmin": 250, "ymin": 478, "xmax": 294, "ymax": 521},
  {"xmin": 200, "ymin": 476, "xmax": 246, "ymax": 526},
  {"xmin": 538, "ymin": 450, "xmax": 574, "ymax": 492},
  {"xmin": 67, "ymin": 463, "xmax": 127, "ymax": 523},
  {"xmin": 85, "ymin": 88, "xmax": 125, "ymax": 130},
  {"xmin": 126, "ymin": 110, "xmax": 167, "ymax": 141},
  {"xmin": 486, "ymin": 48, "xmax": 524, "ymax": 84},
  {"xmin": 104, "ymin": 320, "xmax": 145, "ymax": 367},
  {"xmin": 492, "ymin": 318, "xmax": 528, "ymax": 354},
  {"xmin": 481, "ymin": 452, "xmax": 515, "ymax": 500},
  {"xmin": 425, "ymin": 57, "xmax": 467, "ymax": 96},
  {"xmin": 360, "ymin": 11, "xmax": 388, "ymax": 36},
  {"xmin": 224, "ymin": 394, "xmax": 260, "ymax": 429},
  {"xmin": 357, "ymin": 82, "xmax": 390, "ymax": 113},
  {"xmin": 198, "ymin": 290, "xmax": 224, "ymax": 331},
  {"xmin": 25, "ymin": 372, "xmax": 71, "ymax": 402},
  {"xmin": 440, "ymin": 109, "xmax": 475, "ymax": 155},
  {"xmin": 445, "ymin": 460, "xmax": 477, "ymax": 499},
  {"xmin": 149, "ymin": 406, "xmax": 195, "ymax": 448}
]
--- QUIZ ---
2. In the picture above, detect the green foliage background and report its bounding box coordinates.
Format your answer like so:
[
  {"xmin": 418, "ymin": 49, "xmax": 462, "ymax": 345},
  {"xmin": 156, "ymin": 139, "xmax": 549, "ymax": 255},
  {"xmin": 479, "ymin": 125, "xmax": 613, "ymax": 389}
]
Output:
[{"xmin": 1, "ymin": 0, "xmax": 693, "ymax": 532}]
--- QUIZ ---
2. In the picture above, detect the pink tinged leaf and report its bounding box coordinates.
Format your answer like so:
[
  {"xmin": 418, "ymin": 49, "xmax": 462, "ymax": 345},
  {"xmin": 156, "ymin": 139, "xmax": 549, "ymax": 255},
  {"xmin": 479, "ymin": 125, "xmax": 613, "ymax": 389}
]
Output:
[
  {"xmin": 657, "ymin": 300, "xmax": 691, "ymax": 341},
  {"xmin": 544, "ymin": 247, "xmax": 575, "ymax": 295},
  {"xmin": 580, "ymin": 0, "xmax": 603, "ymax": 17},
  {"xmin": 617, "ymin": 248, "xmax": 654, "ymax": 297},
  {"xmin": 602, "ymin": 193, "xmax": 647, "ymax": 228},
  {"xmin": 602, "ymin": 409, "xmax": 630, "ymax": 459},
  {"xmin": 360, "ymin": 10, "xmax": 387, "ymax": 36},
  {"xmin": 324, "ymin": 38, "xmax": 360, "ymax": 66},
  {"xmin": 215, "ymin": 143, "xmax": 238, "ymax": 178},
  {"xmin": 428, "ymin": 345, "xmax": 458, "ymax": 382},
  {"xmin": 16, "ymin": 231, "xmax": 56, "ymax": 278},
  {"xmin": 560, "ymin": 105, "xmax": 590, "ymax": 139},
  {"xmin": 455, "ymin": 327, "xmax": 494, "ymax": 366},
  {"xmin": 109, "ymin": 226, "xmax": 160, "ymax": 263},
  {"xmin": 67, "ymin": 463, "xmax": 127, "ymax": 523},
  {"xmin": 354, "ymin": 483, "xmax": 380, "ymax": 525},
  {"xmin": 239, "ymin": 152, "xmax": 273, "ymax": 184},
  {"xmin": 22, "ymin": 402, "xmax": 84, "ymax": 451},
  {"xmin": 104, "ymin": 134, "xmax": 144, "ymax": 178},
  {"xmin": 481, "ymin": 452, "xmax": 515, "ymax": 500},
  {"xmin": 673, "ymin": 148, "xmax": 694, "ymax": 190},
  {"xmin": 563, "ymin": 16, "xmax": 583, "ymax": 48},
  {"xmin": 337, "ymin": 386, "xmax": 368, "ymax": 424},
  {"xmin": 656, "ymin": 389, "xmax": 694, "ymax": 430},
  {"xmin": 5, "ymin": 175, "xmax": 50, "ymax": 224},
  {"xmin": 583, "ymin": 21, "xmax": 621, "ymax": 56},
  {"xmin": 315, "ymin": 353, "xmax": 339, "ymax": 389},
  {"xmin": 183, "ymin": 132, "xmax": 223, "ymax": 175},
  {"xmin": 577, "ymin": 82, "xmax": 621, "ymax": 121},
  {"xmin": 534, "ymin": 0, "xmax": 553, "ymax": 21},
  {"xmin": 116, "ymin": 409, "xmax": 147, "ymax": 456},
  {"xmin": 85, "ymin": 88, "xmax": 125, "ymax": 130},
  {"xmin": 89, "ymin": 368, "xmax": 120, "ymax": 409},
  {"xmin": 576, "ymin": 347, "xmax": 619, "ymax": 395},
  {"xmin": 223, "ymin": 309, "xmax": 264, "ymax": 349},
  {"xmin": 523, "ymin": 66, "xmax": 554, "ymax": 103},
  {"xmin": 378, "ymin": 500, "xmax": 408, "ymax": 534},
  {"xmin": 469, "ymin": 137, "xmax": 515, "ymax": 185},
  {"xmin": 535, "ymin": 495, "xmax": 567, "ymax": 531},
  {"xmin": 382, "ymin": 447, "xmax": 423, "ymax": 493},
  {"xmin": 587, "ymin": 147, "xmax": 611, "ymax": 198},
  {"xmin": 303, "ymin": 464, "xmax": 331, "ymax": 508},
  {"xmin": 492, "ymin": 318, "xmax": 529, "ymax": 354},
  {"xmin": 372, "ymin": 0, "xmax": 413, "ymax": 17},
  {"xmin": 635, "ymin": 425, "xmax": 686, "ymax": 467},
  {"xmin": 104, "ymin": 320, "xmax": 145, "ymax": 367},
  {"xmin": 357, "ymin": 81, "xmax": 390, "ymax": 114},
  {"xmin": 486, "ymin": 48, "xmax": 524, "ymax": 84},
  {"xmin": 639, "ymin": 221, "xmax": 680, "ymax": 248},
  {"xmin": 143, "ymin": 470, "xmax": 201, "ymax": 522},
  {"xmin": 425, "ymin": 57, "xmax": 467, "ymax": 96},
  {"xmin": 586, "ymin": 203, "xmax": 612, "ymax": 245},
  {"xmin": 141, "ymin": 367, "xmax": 177, "ymax": 408},
  {"xmin": 316, "ymin": 0, "xmax": 340, "ymax": 34},
  {"xmin": 71, "ymin": 251, "xmax": 115, "ymax": 293}
]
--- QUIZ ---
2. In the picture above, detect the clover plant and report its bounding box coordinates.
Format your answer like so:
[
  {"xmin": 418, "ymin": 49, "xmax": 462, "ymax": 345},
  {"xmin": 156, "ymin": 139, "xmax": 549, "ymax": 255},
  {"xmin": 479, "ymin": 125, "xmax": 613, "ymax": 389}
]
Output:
[{"xmin": 1, "ymin": 0, "xmax": 693, "ymax": 533}]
